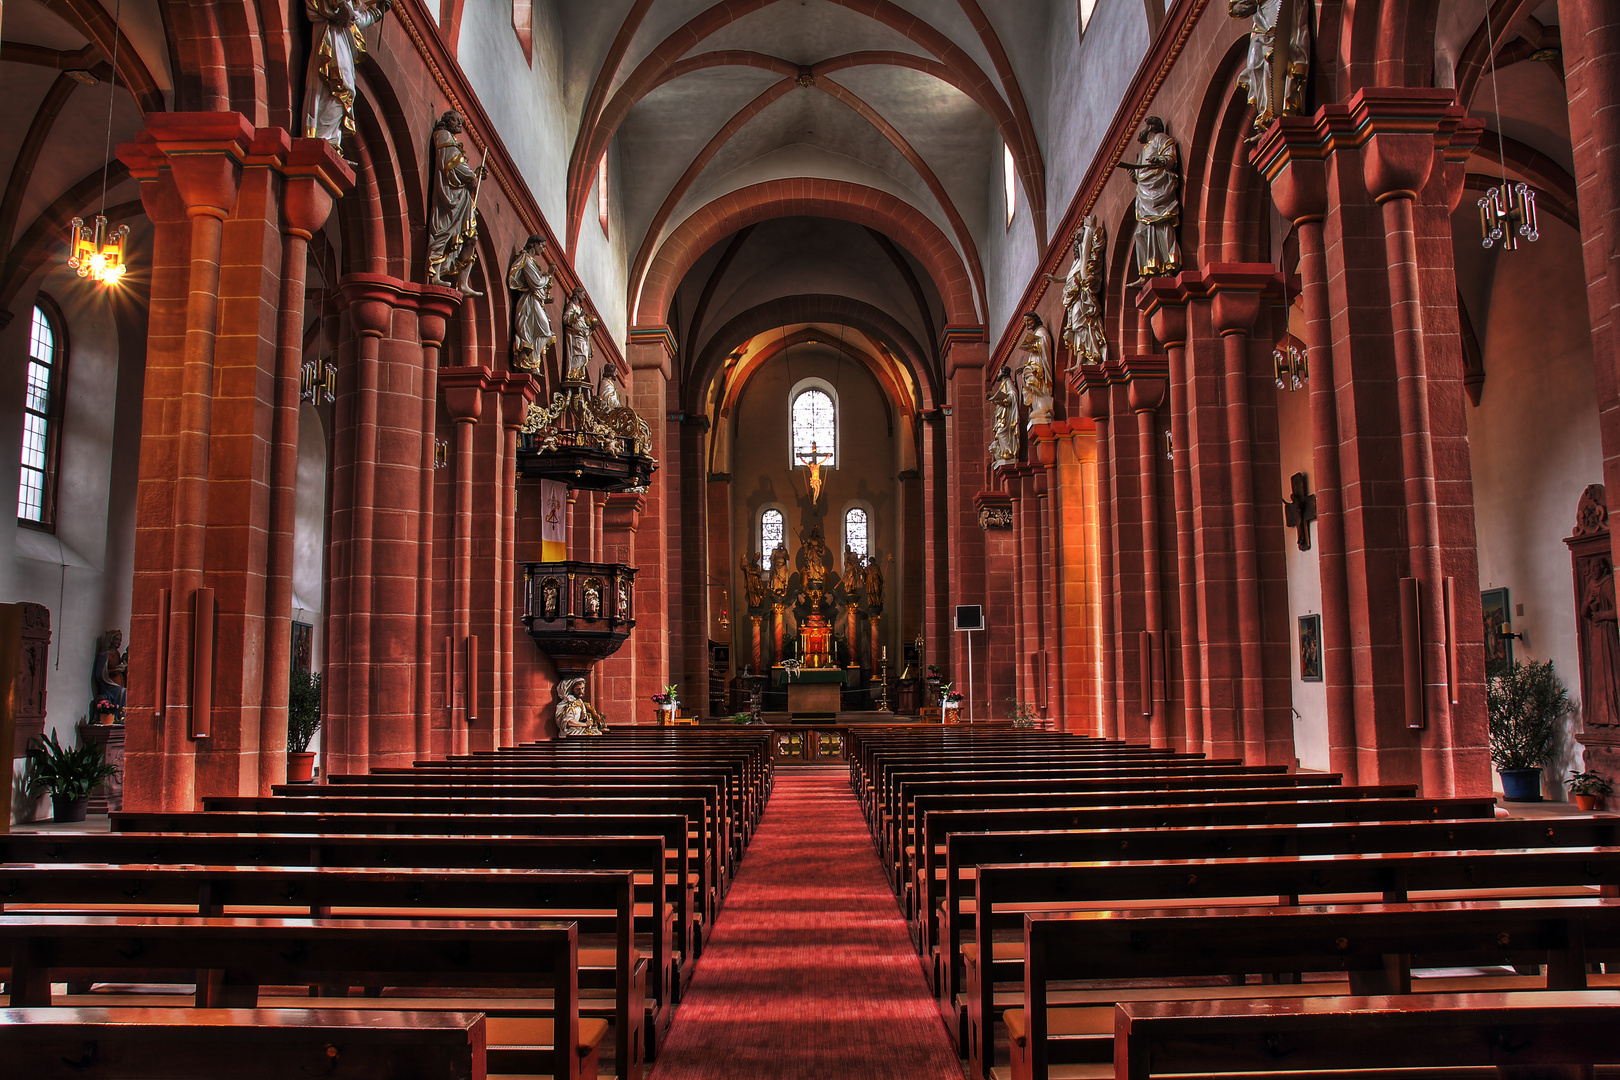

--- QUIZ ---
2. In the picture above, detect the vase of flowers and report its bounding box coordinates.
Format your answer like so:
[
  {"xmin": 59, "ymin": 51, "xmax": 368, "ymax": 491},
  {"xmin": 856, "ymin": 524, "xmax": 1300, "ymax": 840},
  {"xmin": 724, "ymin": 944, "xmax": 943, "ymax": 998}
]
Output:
[
  {"xmin": 652, "ymin": 684, "xmax": 680, "ymax": 724},
  {"xmin": 939, "ymin": 682, "xmax": 963, "ymax": 723},
  {"xmin": 1566, "ymin": 769, "xmax": 1612, "ymax": 811}
]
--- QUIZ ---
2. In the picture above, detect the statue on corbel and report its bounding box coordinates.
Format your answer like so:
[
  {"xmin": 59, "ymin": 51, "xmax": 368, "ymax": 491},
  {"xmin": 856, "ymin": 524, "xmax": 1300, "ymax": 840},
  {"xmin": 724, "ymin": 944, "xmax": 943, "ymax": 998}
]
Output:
[
  {"xmin": 988, "ymin": 364, "xmax": 1021, "ymax": 466},
  {"xmin": 1117, "ymin": 117, "xmax": 1182, "ymax": 284},
  {"xmin": 1047, "ymin": 214, "xmax": 1108, "ymax": 372},
  {"xmin": 1230, "ymin": 0, "xmax": 1310, "ymax": 133},
  {"xmin": 427, "ymin": 110, "xmax": 485, "ymax": 295},
  {"xmin": 1017, "ymin": 312, "xmax": 1054, "ymax": 429},
  {"xmin": 507, "ymin": 234, "xmax": 555, "ymax": 373},
  {"xmin": 302, "ymin": 0, "xmax": 394, "ymax": 155},
  {"xmin": 562, "ymin": 287, "xmax": 598, "ymax": 383},
  {"xmin": 555, "ymin": 677, "xmax": 609, "ymax": 737}
]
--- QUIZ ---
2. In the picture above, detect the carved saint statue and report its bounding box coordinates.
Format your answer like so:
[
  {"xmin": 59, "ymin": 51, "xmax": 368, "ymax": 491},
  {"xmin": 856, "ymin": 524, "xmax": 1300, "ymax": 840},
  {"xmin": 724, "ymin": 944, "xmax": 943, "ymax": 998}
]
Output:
[
  {"xmin": 426, "ymin": 111, "xmax": 485, "ymax": 294},
  {"xmin": 617, "ymin": 577, "xmax": 631, "ymax": 617},
  {"xmin": 583, "ymin": 578, "xmax": 603, "ymax": 618},
  {"xmin": 562, "ymin": 287, "xmax": 597, "ymax": 383},
  {"xmin": 865, "ymin": 557, "xmax": 885, "ymax": 610},
  {"xmin": 541, "ymin": 578, "xmax": 559, "ymax": 618},
  {"xmin": 597, "ymin": 361, "xmax": 624, "ymax": 409},
  {"xmin": 1115, "ymin": 116, "xmax": 1182, "ymax": 282},
  {"xmin": 800, "ymin": 526, "xmax": 830, "ymax": 593},
  {"xmin": 988, "ymin": 364, "xmax": 1020, "ymax": 466},
  {"xmin": 555, "ymin": 677, "xmax": 608, "ymax": 737},
  {"xmin": 302, "ymin": 0, "xmax": 393, "ymax": 153},
  {"xmin": 92, "ymin": 628, "xmax": 128, "ymax": 719},
  {"xmin": 741, "ymin": 553, "xmax": 767, "ymax": 610},
  {"xmin": 1046, "ymin": 215, "xmax": 1108, "ymax": 370},
  {"xmin": 1018, "ymin": 312, "xmax": 1055, "ymax": 430},
  {"xmin": 1230, "ymin": 0, "xmax": 1310, "ymax": 131},
  {"xmin": 843, "ymin": 547, "xmax": 864, "ymax": 593},
  {"xmin": 1581, "ymin": 556, "xmax": 1620, "ymax": 729},
  {"xmin": 769, "ymin": 541, "xmax": 791, "ymax": 595},
  {"xmin": 507, "ymin": 234, "xmax": 554, "ymax": 372}
]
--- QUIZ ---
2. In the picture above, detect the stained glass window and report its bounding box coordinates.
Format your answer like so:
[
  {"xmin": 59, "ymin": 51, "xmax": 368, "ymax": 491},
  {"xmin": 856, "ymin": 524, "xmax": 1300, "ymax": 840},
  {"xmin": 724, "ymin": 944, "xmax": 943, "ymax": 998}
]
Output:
[
  {"xmin": 791, "ymin": 388, "xmax": 835, "ymax": 466},
  {"xmin": 845, "ymin": 507, "xmax": 868, "ymax": 559},
  {"xmin": 761, "ymin": 508, "xmax": 784, "ymax": 554},
  {"xmin": 19, "ymin": 303, "xmax": 61, "ymax": 527}
]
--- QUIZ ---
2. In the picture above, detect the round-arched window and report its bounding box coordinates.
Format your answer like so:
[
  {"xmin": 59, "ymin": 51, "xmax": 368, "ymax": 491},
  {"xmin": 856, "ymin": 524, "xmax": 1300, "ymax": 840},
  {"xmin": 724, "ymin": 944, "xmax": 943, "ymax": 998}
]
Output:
[
  {"xmin": 760, "ymin": 507, "xmax": 784, "ymax": 554},
  {"xmin": 790, "ymin": 387, "xmax": 835, "ymax": 468},
  {"xmin": 844, "ymin": 507, "xmax": 868, "ymax": 559}
]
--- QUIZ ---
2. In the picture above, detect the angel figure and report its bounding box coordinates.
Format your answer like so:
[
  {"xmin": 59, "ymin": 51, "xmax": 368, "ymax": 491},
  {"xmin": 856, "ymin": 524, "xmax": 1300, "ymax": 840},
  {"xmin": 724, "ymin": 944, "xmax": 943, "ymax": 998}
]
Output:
[
  {"xmin": 555, "ymin": 677, "xmax": 608, "ymax": 737},
  {"xmin": 1018, "ymin": 312, "xmax": 1055, "ymax": 429},
  {"xmin": 507, "ymin": 234, "xmax": 554, "ymax": 372},
  {"xmin": 1045, "ymin": 214, "xmax": 1108, "ymax": 370}
]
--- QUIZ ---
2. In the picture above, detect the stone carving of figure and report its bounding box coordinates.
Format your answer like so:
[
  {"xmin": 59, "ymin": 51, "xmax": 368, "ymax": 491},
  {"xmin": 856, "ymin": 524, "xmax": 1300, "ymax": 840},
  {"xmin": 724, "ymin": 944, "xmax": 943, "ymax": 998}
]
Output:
[
  {"xmin": 597, "ymin": 361, "xmax": 624, "ymax": 409},
  {"xmin": 555, "ymin": 677, "xmax": 608, "ymax": 737},
  {"xmin": 583, "ymin": 578, "xmax": 602, "ymax": 618},
  {"xmin": 801, "ymin": 526, "xmax": 829, "ymax": 592},
  {"xmin": 1582, "ymin": 556, "xmax": 1620, "ymax": 729},
  {"xmin": 769, "ymin": 541, "xmax": 791, "ymax": 595},
  {"xmin": 92, "ymin": 629, "xmax": 127, "ymax": 719},
  {"xmin": 617, "ymin": 578, "xmax": 631, "ymax": 617},
  {"xmin": 427, "ymin": 111, "xmax": 485, "ymax": 294},
  {"xmin": 1045, "ymin": 215, "xmax": 1108, "ymax": 370},
  {"xmin": 562, "ymin": 287, "xmax": 597, "ymax": 383},
  {"xmin": 741, "ymin": 553, "xmax": 766, "ymax": 610},
  {"xmin": 843, "ymin": 547, "xmax": 864, "ymax": 593},
  {"xmin": 988, "ymin": 365, "xmax": 1020, "ymax": 466},
  {"xmin": 507, "ymin": 234, "xmax": 554, "ymax": 372},
  {"xmin": 865, "ymin": 557, "xmax": 885, "ymax": 610},
  {"xmin": 1018, "ymin": 312, "xmax": 1055, "ymax": 430},
  {"xmin": 302, "ymin": 0, "xmax": 392, "ymax": 153},
  {"xmin": 1230, "ymin": 0, "xmax": 1310, "ymax": 132},
  {"xmin": 1116, "ymin": 116, "xmax": 1182, "ymax": 282},
  {"xmin": 797, "ymin": 439, "xmax": 832, "ymax": 505}
]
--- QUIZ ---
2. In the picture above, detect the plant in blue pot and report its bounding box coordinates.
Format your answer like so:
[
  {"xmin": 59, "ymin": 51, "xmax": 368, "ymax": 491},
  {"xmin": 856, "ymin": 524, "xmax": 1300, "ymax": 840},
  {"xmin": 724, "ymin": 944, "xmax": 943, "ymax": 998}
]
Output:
[{"xmin": 1487, "ymin": 658, "xmax": 1567, "ymax": 802}]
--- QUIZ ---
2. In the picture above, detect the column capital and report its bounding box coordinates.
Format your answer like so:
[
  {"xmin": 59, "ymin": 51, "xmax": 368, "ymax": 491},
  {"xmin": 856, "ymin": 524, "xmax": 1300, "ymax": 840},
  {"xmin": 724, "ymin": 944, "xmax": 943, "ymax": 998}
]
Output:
[
  {"xmin": 941, "ymin": 325, "xmax": 988, "ymax": 376},
  {"xmin": 1074, "ymin": 361, "xmax": 1113, "ymax": 422},
  {"xmin": 628, "ymin": 325, "xmax": 676, "ymax": 380},
  {"xmin": 439, "ymin": 365, "xmax": 495, "ymax": 423},
  {"xmin": 339, "ymin": 273, "xmax": 419, "ymax": 338},
  {"xmin": 1201, "ymin": 263, "xmax": 1291, "ymax": 335},
  {"xmin": 415, "ymin": 283, "xmax": 465, "ymax": 347},
  {"xmin": 281, "ymin": 137, "xmax": 357, "ymax": 237},
  {"xmin": 974, "ymin": 490, "xmax": 1015, "ymax": 530},
  {"xmin": 496, "ymin": 372, "xmax": 541, "ymax": 429},
  {"xmin": 1120, "ymin": 354, "xmax": 1170, "ymax": 413},
  {"xmin": 603, "ymin": 492, "xmax": 646, "ymax": 532},
  {"xmin": 123, "ymin": 111, "xmax": 258, "ymax": 219}
]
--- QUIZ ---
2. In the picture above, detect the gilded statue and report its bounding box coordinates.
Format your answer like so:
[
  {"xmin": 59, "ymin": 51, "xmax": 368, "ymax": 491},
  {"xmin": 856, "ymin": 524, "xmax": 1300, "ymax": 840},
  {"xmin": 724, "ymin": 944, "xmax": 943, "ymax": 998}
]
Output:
[
  {"xmin": 562, "ymin": 287, "xmax": 597, "ymax": 382},
  {"xmin": 555, "ymin": 677, "xmax": 608, "ymax": 737},
  {"xmin": 1045, "ymin": 215, "xmax": 1108, "ymax": 370},
  {"xmin": 801, "ymin": 526, "xmax": 829, "ymax": 592},
  {"xmin": 1116, "ymin": 117, "xmax": 1182, "ymax": 282},
  {"xmin": 302, "ymin": 0, "xmax": 392, "ymax": 153},
  {"xmin": 843, "ymin": 546, "xmax": 864, "ymax": 592},
  {"xmin": 507, "ymin": 234, "xmax": 554, "ymax": 372},
  {"xmin": 797, "ymin": 439, "xmax": 832, "ymax": 504},
  {"xmin": 597, "ymin": 361, "xmax": 624, "ymax": 409},
  {"xmin": 426, "ymin": 111, "xmax": 485, "ymax": 294},
  {"xmin": 741, "ymin": 553, "xmax": 767, "ymax": 610},
  {"xmin": 1231, "ymin": 0, "xmax": 1310, "ymax": 132},
  {"xmin": 769, "ymin": 540, "xmax": 791, "ymax": 595},
  {"xmin": 988, "ymin": 365, "xmax": 1020, "ymax": 466},
  {"xmin": 865, "ymin": 556, "xmax": 885, "ymax": 610},
  {"xmin": 1018, "ymin": 312, "xmax": 1054, "ymax": 430}
]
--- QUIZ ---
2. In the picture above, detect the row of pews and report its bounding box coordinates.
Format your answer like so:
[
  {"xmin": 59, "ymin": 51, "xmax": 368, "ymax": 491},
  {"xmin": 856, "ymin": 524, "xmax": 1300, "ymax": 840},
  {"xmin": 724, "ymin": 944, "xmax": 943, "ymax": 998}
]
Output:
[
  {"xmin": 1, "ymin": 727, "xmax": 773, "ymax": 1080},
  {"xmin": 848, "ymin": 726, "xmax": 1620, "ymax": 1080}
]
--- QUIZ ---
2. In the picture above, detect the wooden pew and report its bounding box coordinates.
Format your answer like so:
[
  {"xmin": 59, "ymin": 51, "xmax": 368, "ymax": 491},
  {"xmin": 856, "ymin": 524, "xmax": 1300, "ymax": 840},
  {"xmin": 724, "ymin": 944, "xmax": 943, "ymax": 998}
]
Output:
[
  {"xmin": 0, "ymin": 830, "xmax": 676, "ymax": 1059},
  {"xmin": 0, "ymin": 1007, "xmax": 488, "ymax": 1080},
  {"xmin": 109, "ymin": 810, "xmax": 698, "ymax": 1009},
  {"xmin": 965, "ymin": 845, "xmax": 1620, "ymax": 1080},
  {"xmin": 0, "ymin": 914, "xmax": 593, "ymax": 1080},
  {"xmin": 1114, "ymin": 991, "xmax": 1620, "ymax": 1080},
  {"xmin": 1012, "ymin": 896, "xmax": 1620, "ymax": 1080},
  {"xmin": 0, "ymin": 863, "xmax": 644, "ymax": 1080}
]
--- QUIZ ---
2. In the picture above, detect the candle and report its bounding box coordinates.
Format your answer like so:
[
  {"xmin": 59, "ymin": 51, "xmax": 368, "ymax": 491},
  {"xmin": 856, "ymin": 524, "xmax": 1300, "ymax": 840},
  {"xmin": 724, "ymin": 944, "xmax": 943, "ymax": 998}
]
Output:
[{"xmin": 882, "ymin": 646, "xmax": 887, "ymax": 659}]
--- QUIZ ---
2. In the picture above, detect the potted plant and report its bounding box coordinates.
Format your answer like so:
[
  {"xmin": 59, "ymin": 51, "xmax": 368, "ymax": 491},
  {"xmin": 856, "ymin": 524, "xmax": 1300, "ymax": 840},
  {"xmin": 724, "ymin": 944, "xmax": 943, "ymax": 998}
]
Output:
[
  {"xmin": 287, "ymin": 669, "xmax": 322, "ymax": 783},
  {"xmin": 1565, "ymin": 769, "xmax": 1612, "ymax": 811},
  {"xmin": 1007, "ymin": 698, "xmax": 1039, "ymax": 729},
  {"xmin": 26, "ymin": 729, "xmax": 118, "ymax": 822},
  {"xmin": 1486, "ymin": 658, "xmax": 1567, "ymax": 802},
  {"xmin": 938, "ymin": 681, "xmax": 963, "ymax": 722}
]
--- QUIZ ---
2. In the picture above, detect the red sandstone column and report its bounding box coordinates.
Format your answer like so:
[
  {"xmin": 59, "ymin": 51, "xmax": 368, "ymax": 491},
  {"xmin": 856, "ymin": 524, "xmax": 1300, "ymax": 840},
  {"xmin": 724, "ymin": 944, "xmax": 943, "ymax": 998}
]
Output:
[
  {"xmin": 627, "ymin": 327, "xmax": 675, "ymax": 718},
  {"xmin": 1077, "ymin": 368, "xmax": 1117, "ymax": 737},
  {"xmin": 499, "ymin": 377, "xmax": 536, "ymax": 746},
  {"xmin": 441, "ymin": 366, "xmax": 491, "ymax": 752},
  {"xmin": 679, "ymin": 416, "xmax": 710, "ymax": 714},
  {"xmin": 1126, "ymin": 359, "xmax": 1169, "ymax": 745},
  {"xmin": 943, "ymin": 331, "xmax": 991, "ymax": 717},
  {"xmin": 415, "ymin": 288, "xmax": 461, "ymax": 757},
  {"xmin": 920, "ymin": 410, "xmax": 951, "ymax": 669},
  {"xmin": 1017, "ymin": 469, "xmax": 1043, "ymax": 719},
  {"xmin": 599, "ymin": 492, "xmax": 645, "ymax": 727}
]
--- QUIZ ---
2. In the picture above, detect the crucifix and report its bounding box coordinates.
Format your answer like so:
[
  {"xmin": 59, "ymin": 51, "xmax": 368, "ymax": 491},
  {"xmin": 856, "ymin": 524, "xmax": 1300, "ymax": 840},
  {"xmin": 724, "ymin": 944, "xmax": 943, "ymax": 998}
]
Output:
[
  {"xmin": 1284, "ymin": 471, "xmax": 1317, "ymax": 551},
  {"xmin": 797, "ymin": 439, "xmax": 833, "ymax": 505}
]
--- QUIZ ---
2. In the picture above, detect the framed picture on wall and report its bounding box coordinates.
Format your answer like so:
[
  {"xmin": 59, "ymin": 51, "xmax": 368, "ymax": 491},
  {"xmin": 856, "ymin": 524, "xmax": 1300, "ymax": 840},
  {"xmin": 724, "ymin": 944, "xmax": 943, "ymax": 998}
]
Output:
[
  {"xmin": 1298, "ymin": 614, "xmax": 1323, "ymax": 682},
  {"xmin": 1481, "ymin": 587, "xmax": 1512, "ymax": 672},
  {"xmin": 291, "ymin": 621, "xmax": 314, "ymax": 676}
]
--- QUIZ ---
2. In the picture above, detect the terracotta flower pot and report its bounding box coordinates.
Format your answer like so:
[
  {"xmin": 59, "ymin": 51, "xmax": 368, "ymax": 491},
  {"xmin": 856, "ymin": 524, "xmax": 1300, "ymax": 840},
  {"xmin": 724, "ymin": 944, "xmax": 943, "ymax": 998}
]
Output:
[
  {"xmin": 287, "ymin": 750, "xmax": 316, "ymax": 783},
  {"xmin": 1573, "ymin": 793, "xmax": 1605, "ymax": 811}
]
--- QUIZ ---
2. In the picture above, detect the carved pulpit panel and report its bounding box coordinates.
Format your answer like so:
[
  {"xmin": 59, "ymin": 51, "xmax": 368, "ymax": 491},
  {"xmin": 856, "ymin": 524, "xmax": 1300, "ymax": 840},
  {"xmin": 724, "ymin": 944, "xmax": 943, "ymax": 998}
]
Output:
[{"xmin": 1565, "ymin": 485, "xmax": 1620, "ymax": 779}]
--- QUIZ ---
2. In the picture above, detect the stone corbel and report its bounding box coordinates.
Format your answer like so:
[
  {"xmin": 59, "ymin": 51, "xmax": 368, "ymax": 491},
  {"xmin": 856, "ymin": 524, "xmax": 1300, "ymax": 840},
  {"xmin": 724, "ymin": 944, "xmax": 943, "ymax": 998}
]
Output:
[
  {"xmin": 497, "ymin": 371, "xmax": 541, "ymax": 429},
  {"xmin": 439, "ymin": 365, "xmax": 495, "ymax": 424},
  {"xmin": 975, "ymin": 490, "xmax": 1014, "ymax": 530},
  {"xmin": 603, "ymin": 492, "xmax": 646, "ymax": 533},
  {"xmin": 1122, "ymin": 354, "xmax": 1170, "ymax": 414}
]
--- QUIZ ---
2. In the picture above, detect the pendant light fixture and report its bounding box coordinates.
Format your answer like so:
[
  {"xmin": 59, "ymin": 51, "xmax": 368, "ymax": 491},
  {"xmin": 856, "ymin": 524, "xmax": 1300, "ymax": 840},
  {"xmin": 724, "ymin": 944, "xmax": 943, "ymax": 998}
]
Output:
[
  {"xmin": 68, "ymin": 0, "xmax": 130, "ymax": 285},
  {"xmin": 1477, "ymin": 3, "xmax": 1539, "ymax": 251}
]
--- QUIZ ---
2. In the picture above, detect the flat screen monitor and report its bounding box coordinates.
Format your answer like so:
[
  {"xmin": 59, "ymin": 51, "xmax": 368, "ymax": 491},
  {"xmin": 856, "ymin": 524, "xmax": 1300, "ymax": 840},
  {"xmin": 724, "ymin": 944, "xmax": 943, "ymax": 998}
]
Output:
[{"xmin": 955, "ymin": 604, "xmax": 984, "ymax": 631}]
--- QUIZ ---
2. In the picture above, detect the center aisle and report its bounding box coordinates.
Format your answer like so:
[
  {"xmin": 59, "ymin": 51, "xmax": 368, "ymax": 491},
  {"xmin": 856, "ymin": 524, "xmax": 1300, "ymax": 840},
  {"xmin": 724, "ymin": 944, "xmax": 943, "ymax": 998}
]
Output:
[{"xmin": 649, "ymin": 766, "xmax": 965, "ymax": 1079}]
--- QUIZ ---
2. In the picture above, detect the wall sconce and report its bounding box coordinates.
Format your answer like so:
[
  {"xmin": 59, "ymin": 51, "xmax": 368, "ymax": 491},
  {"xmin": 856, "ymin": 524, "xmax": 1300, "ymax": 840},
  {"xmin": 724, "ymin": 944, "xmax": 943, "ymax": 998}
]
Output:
[
  {"xmin": 1479, "ymin": 182, "xmax": 1539, "ymax": 251},
  {"xmin": 1498, "ymin": 620, "xmax": 1525, "ymax": 643},
  {"xmin": 300, "ymin": 357, "xmax": 336, "ymax": 404},
  {"xmin": 433, "ymin": 438, "xmax": 450, "ymax": 470},
  {"xmin": 1273, "ymin": 337, "xmax": 1307, "ymax": 391},
  {"xmin": 1163, "ymin": 430, "xmax": 1173, "ymax": 460}
]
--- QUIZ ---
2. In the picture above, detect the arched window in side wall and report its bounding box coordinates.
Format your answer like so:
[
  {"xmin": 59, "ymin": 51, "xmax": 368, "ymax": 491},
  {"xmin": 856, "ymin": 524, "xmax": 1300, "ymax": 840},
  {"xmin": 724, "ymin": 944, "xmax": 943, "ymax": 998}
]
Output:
[
  {"xmin": 790, "ymin": 386, "xmax": 836, "ymax": 468},
  {"xmin": 512, "ymin": 0, "xmax": 534, "ymax": 64},
  {"xmin": 19, "ymin": 300, "xmax": 65, "ymax": 529},
  {"xmin": 761, "ymin": 507, "xmax": 784, "ymax": 555},
  {"xmin": 844, "ymin": 506, "xmax": 869, "ymax": 559}
]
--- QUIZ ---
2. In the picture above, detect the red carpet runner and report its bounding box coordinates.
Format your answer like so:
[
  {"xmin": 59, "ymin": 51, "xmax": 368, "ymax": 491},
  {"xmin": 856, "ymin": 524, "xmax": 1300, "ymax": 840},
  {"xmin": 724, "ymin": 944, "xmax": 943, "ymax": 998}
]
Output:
[{"xmin": 649, "ymin": 767, "xmax": 965, "ymax": 1079}]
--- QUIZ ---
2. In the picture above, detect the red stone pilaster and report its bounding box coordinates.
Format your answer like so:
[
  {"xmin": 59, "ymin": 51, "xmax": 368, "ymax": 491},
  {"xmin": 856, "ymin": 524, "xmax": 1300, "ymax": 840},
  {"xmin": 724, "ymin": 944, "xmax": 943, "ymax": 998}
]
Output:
[
  {"xmin": 678, "ymin": 416, "xmax": 710, "ymax": 715},
  {"xmin": 1125, "ymin": 357, "xmax": 1170, "ymax": 746},
  {"xmin": 439, "ymin": 364, "xmax": 491, "ymax": 753},
  {"xmin": 599, "ymin": 492, "xmax": 645, "ymax": 725},
  {"xmin": 920, "ymin": 409, "xmax": 950, "ymax": 669},
  {"xmin": 627, "ymin": 328, "xmax": 675, "ymax": 720}
]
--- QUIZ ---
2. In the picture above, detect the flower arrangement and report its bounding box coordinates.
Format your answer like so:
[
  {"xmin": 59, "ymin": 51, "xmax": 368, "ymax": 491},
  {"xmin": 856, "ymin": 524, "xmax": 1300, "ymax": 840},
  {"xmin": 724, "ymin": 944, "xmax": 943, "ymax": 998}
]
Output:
[
  {"xmin": 651, "ymin": 684, "xmax": 680, "ymax": 707},
  {"xmin": 939, "ymin": 681, "xmax": 963, "ymax": 706}
]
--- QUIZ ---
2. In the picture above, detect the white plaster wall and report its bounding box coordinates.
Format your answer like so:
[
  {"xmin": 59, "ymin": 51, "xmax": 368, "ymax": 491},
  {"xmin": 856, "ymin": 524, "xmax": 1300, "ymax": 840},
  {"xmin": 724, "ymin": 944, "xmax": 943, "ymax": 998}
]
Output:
[
  {"xmin": 1462, "ymin": 212, "xmax": 1601, "ymax": 800},
  {"xmin": 2, "ymin": 265, "xmax": 144, "ymax": 823},
  {"xmin": 455, "ymin": 1, "xmax": 628, "ymax": 345},
  {"xmin": 1275, "ymin": 377, "xmax": 1328, "ymax": 770}
]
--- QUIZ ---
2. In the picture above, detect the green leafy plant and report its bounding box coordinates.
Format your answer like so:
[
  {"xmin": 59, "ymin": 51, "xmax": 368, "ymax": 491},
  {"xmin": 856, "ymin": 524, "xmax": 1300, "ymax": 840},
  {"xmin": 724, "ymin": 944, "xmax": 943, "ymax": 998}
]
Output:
[
  {"xmin": 728, "ymin": 712, "xmax": 754, "ymax": 726},
  {"xmin": 1006, "ymin": 698, "xmax": 1040, "ymax": 728},
  {"xmin": 26, "ymin": 729, "xmax": 118, "ymax": 801},
  {"xmin": 288, "ymin": 670, "xmax": 323, "ymax": 753},
  {"xmin": 1566, "ymin": 770, "xmax": 1613, "ymax": 797},
  {"xmin": 1486, "ymin": 658, "xmax": 1567, "ymax": 771}
]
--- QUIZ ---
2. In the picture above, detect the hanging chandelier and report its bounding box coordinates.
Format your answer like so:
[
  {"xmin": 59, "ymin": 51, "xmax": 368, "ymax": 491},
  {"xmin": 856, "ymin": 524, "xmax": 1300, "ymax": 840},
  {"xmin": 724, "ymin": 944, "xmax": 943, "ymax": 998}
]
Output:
[
  {"xmin": 1477, "ymin": 2, "xmax": 1539, "ymax": 252},
  {"xmin": 68, "ymin": 215, "xmax": 130, "ymax": 283}
]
